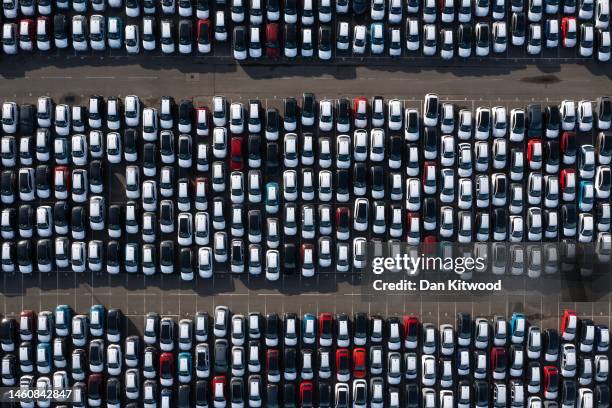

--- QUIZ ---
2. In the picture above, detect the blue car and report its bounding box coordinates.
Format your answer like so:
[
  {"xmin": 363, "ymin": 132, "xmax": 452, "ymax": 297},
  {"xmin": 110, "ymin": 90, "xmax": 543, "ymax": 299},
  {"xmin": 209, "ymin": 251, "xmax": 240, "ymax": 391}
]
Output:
[
  {"xmin": 302, "ymin": 313, "xmax": 316, "ymax": 344},
  {"xmin": 89, "ymin": 305, "xmax": 106, "ymax": 338},
  {"xmin": 370, "ymin": 23, "xmax": 385, "ymax": 54},
  {"xmin": 177, "ymin": 352, "xmax": 193, "ymax": 384},
  {"xmin": 54, "ymin": 305, "xmax": 73, "ymax": 337},
  {"xmin": 578, "ymin": 180, "xmax": 594, "ymax": 211},
  {"xmin": 264, "ymin": 182, "xmax": 279, "ymax": 214},
  {"xmin": 510, "ymin": 312, "xmax": 526, "ymax": 344},
  {"xmin": 36, "ymin": 343, "xmax": 52, "ymax": 374}
]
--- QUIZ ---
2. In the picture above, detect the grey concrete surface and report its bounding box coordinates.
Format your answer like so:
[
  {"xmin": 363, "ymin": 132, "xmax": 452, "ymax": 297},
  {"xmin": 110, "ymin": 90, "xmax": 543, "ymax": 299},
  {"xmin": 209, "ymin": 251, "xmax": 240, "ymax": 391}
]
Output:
[{"xmin": 1, "ymin": 60, "xmax": 611, "ymax": 333}]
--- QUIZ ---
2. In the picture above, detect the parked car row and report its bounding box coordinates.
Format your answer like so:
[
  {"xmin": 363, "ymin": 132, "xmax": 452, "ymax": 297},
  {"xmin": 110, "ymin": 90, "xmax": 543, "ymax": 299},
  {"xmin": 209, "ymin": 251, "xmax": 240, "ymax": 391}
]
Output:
[
  {"xmin": 0, "ymin": 308, "xmax": 609, "ymax": 407},
  {"xmin": 2, "ymin": 0, "xmax": 610, "ymax": 25},
  {"xmin": 2, "ymin": 95, "xmax": 611, "ymax": 138},
  {"xmin": 2, "ymin": 232, "xmax": 611, "ymax": 277},
  {"xmin": 2, "ymin": 15, "xmax": 611, "ymax": 61}
]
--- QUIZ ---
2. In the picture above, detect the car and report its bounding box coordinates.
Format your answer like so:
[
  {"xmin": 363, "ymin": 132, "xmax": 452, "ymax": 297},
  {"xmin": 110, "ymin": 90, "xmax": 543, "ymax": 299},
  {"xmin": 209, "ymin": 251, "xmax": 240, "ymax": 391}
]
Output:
[
  {"xmin": 422, "ymin": 24, "xmax": 436, "ymax": 55},
  {"xmin": 561, "ymin": 344, "xmax": 577, "ymax": 377},
  {"xmin": 562, "ymin": 17, "xmax": 578, "ymax": 47}
]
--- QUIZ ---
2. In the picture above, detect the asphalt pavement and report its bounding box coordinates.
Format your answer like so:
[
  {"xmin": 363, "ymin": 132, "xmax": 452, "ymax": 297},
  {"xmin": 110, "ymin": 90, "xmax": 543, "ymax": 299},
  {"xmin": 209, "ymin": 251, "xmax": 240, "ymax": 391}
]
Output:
[{"xmin": 1, "ymin": 58, "xmax": 611, "ymax": 335}]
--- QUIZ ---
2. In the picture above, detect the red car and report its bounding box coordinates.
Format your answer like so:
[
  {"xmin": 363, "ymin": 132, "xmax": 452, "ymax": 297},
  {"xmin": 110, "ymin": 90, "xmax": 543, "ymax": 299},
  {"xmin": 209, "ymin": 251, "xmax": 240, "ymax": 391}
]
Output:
[
  {"xmin": 335, "ymin": 207, "xmax": 350, "ymax": 239},
  {"xmin": 36, "ymin": 17, "xmax": 50, "ymax": 49},
  {"xmin": 196, "ymin": 19, "xmax": 211, "ymax": 53},
  {"xmin": 561, "ymin": 17, "xmax": 577, "ymax": 47},
  {"xmin": 266, "ymin": 349, "xmax": 280, "ymax": 380},
  {"xmin": 403, "ymin": 316, "xmax": 420, "ymax": 348},
  {"xmin": 18, "ymin": 19, "xmax": 35, "ymax": 50},
  {"xmin": 159, "ymin": 352, "xmax": 175, "ymax": 385},
  {"xmin": 352, "ymin": 97, "xmax": 368, "ymax": 128},
  {"xmin": 318, "ymin": 313, "xmax": 333, "ymax": 346},
  {"xmin": 265, "ymin": 23, "xmax": 280, "ymax": 58},
  {"xmin": 527, "ymin": 139, "xmax": 542, "ymax": 166},
  {"xmin": 335, "ymin": 348, "xmax": 350, "ymax": 381},
  {"xmin": 212, "ymin": 376, "xmax": 227, "ymax": 407},
  {"xmin": 491, "ymin": 347, "xmax": 507, "ymax": 379},
  {"xmin": 560, "ymin": 309, "xmax": 577, "ymax": 341},
  {"xmin": 230, "ymin": 137, "xmax": 244, "ymax": 170},
  {"xmin": 406, "ymin": 212, "xmax": 420, "ymax": 242},
  {"xmin": 422, "ymin": 235, "xmax": 437, "ymax": 254},
  {"xmin": 560, "ymin": 131, "xmax": 577, "ymax": 162},
  {"xmin": 299, "ymin": 382, "xmax": 314, "ymax": 407},
  {"xmin": 560, "ymin": 168, "xmax": 576, "ymax": 199},
  {"xmin": 352, "ymin": 348, "xmax": 367, "ymax": 378},
  {"xmin": 422, "ymin": 161, "xmax": 437, "ymax": 192},
  {"xmin": 54, "ymin": 166, "xmax": 70, "ymax": 197},
  {"xmin": 543, "ymin": 366, "xmax": 559, "ymax": 399},
  {"xmin": 196, "ymin": 107, "xmax": 209, "ymax": 134},
  {"xmin": 87, "ymin": 373, "xmax": 103, "ymax": 403},
  {"xmin": 19, "ymin": 310, "xmax": 36, "ymax": 341}
]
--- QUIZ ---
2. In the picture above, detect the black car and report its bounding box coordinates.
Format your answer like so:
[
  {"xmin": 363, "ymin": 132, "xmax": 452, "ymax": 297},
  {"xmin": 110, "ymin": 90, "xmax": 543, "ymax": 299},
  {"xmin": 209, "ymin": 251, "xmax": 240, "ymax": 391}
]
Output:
[
  {"xmin": 89, "ymin": 160, "xmax": 103, "ymax": 191},
  {"xmin": 214, "ymin": 339, "xmax": 229, "ymax": 373},
  {"xmin": 283, "ymin": 382, "xmax": 296, "ymax": 408},
  {"xmin": 179, "ymin": 100, "xmax": 194, "ymax": 130},
  {"xmin": 545, "ymin": 140, "xmax": 560, "ymax": 170},
  {"xmin": 18, "ymin": 205, "xmax": 33, "ymax": 234},
  {"xmin": 142, "ymin": 143, "xmax": 157, "ymax": 173},
  {"xmin": 318, "ymin": 382, "xmax": 331, "ymax": 408},
  {"xmin": 124, "ymin": 129, "xmax": 137, "ymax": 160},
  {"xmin": 318, "ymin": 25, "xmax": 332, "ymax": 57},
  {"xmin": 337, "ymin": 98, "xmax": 350, "ymax": 129},
  {"xmin": 352, "ymin": 0, "xmax": 367, "ymax": 14},
  {"xmin": 230, "ymin": 378, "xmax": 244, "ymax": 406},
  {"xmin": 284, "ymin": 97, "xmax": 297, "ymax": 127},
  {"xmin": 405, "ymin": 383, "xmax": 419, "ymax": 408},
  {"xmin": 179, "ymin": 20, "xmax": 192, "ymax": 50},
  {"xmin": 0, "ymin": 318, "xmax": 16, "ymax": 351},
  {"xmin": 265, "ymin": 142, "xmax": 279, "ymax": 173},
  {"xmin": 336, "ymin": 169, "xmax": 349, "ymax": 199},
  {"xmin": 106, "ymin": 309, "xmax": 123, "ymax": 343},
  {"xmin": 178, "ymin": 384, "xmax": 190, "ymax": 408},
  {"xmin": 248, "ymin": 135, "xmax": 261, "ymax": 164},
  {"xmin": 597, "ymin": 96, "xmax": 611, "ymax": 126},
  {"xmin": 353, "ymin": 163, "xmax": 366, "ymax": 193},
  {"xmin": 266, "ymin": 384, "xmax": 279, "ymax": 408},
  {"xmin": 195, "ymin": 380, "xmax": 208, "ymax": 407},
  {"xmin": 248, "ymin": 210, "xmax": 262, "ymax": 240},
  {"xmin": 493, "ymin": 208, "xmax": 508, "ymax": 237},
  {"xmin": 233, "ymin": 26, "xmax": 247, "ymax": 57},
  {"xmin": 545, "ymin": 105, "xmax": 561, "ymax": 135},
  {"xmin": 354, "ymin": 313, "xmax": 368, "ymax": 344},
  {"xmin": 595, "ymin": 384, "xmax": 610, "ymax": 408},
  {"xmin": 457, "ymin": 313, "xmax": 472, "ymax": 345},
  {"xmin": 53, "ymin": 201, "xmax": 68, "ymax": 232},
  {"xmin": 543, "ymin": 328, "xmax": 560, "ymax": 359},
  {"xmin": 527, "ymin": 104, "xmax": 542, "ymax": 137},
  {"xmin": 458, "ymin": 23, "xmax": 473, "ymax": 50},
  {"xmin": 302, "ymin": 92, "xmax": 315, "ymax": 124},
  {"xmin": 265, "ymin": 313, "xmax": 279, "ymax": 345},
  {"xmin": 512, "ymin": 12, "xmax": 526, "ymax": 43},
  {"xmin": 19, "ymin": 104, "xmax": 34, "ymax": 134},
  {"xmin": 106, "ymin": 241, "xmax": 120, "ymax": 272},
  {"xmin": 265, "ymin": 108, "xmax": 279, "ymax": 137},
  {"xmin": 474, "ymin": 380, "xmax": 489, "ymax": 407},
  {"xmin": 53, "ymin": 14, "xmax": 67, "ymax": 43},
  {"xmin": 561, "ymin": 204, "xmax": 577, "ymax": 233},
  {"xmin": 561, "ymin": 380, "xmax": 577, "ymax": 407}
]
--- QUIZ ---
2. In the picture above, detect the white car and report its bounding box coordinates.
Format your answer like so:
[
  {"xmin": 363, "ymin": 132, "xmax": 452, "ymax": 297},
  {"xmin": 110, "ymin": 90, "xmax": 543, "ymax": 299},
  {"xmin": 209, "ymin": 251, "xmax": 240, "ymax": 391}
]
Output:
[
  {"xmin": 406, "ymin": 18, "xmax": 419, "ymax": 51},
  {"xmin": 125, "ymin": 24, "xmax": 140, "ymax": 54},
  {"xmin": 161, "ymin": 20, "xmax": 175, "ymax": 53},
  {"xmin": 422, "ymin": 24, "xmax": 436, "ymax": 55},
  {"xmin": 353, "ymin": 25, "xmax": 366, "ymax": 54},
  {"xmin": 440, "ymin": 29, "xmax": 454, "ymax": 59}
]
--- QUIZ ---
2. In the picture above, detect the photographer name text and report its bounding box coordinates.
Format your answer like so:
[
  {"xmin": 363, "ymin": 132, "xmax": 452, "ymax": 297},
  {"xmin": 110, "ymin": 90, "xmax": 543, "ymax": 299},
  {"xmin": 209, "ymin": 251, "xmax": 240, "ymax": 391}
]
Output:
[{"xmin": 372, "ymin": 279, "xmax": 503, "ymax": 292}]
